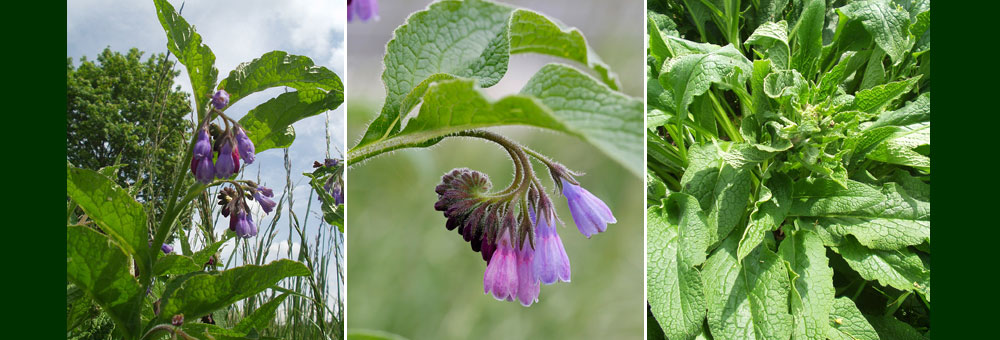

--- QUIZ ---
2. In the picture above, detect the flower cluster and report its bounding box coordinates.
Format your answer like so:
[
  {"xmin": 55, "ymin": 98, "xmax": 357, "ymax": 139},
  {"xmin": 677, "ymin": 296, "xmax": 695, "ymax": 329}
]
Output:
[
  {"xmin": 216, "ymin": 182, "xmax": 276, "ymax": 239},
  {"xmin": 190, "ymin": 90, "xmax": 256, "ymax": 184},
  {"xmin": 313, "ymin": 158, "xmax": 344, "ymax": 206},
  {"xmin": 433, "ymin": 133, "xmax": 616, "ymax": 307},
  {"xmin": 347, "ymin": 0, "xmax": 378, "ymax": 22}
]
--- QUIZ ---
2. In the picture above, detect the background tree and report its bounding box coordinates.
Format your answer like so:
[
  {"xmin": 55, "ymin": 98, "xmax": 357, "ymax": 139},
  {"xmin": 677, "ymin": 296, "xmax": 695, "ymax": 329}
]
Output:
[{"xmin": 67, "ymin": 47, "xmax": 192, "ymax": 215}]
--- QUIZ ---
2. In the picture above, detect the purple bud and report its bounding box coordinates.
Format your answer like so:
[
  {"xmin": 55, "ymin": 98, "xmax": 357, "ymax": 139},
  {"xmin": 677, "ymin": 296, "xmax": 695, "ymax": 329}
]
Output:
[
  {"xmin": 258, "ymin": 186, "xmax": 274, "ymax": 197},
  {"xmin": 191, "ymin": 156, "xmax": 215, "ymax": 184},
  {"xmin": 483, "ymin": 229, "xmax": 517, "ymax": 302},
  {"xmin": 211, "ymin": 90, "xmax": 229, "ymax": 110},
  {"xmin": 532, "ymin": 207, "xmax": 571, "ymax": 284},
  {"xmin": 253, "ymin": 190, "xmax": 277, "ymax": 214},
  {"xmin": 561, "ymin": 179, "xmax": 616, "ymax": 238},
  {"xmin": 235, "ymin": 128, "xmax": 255, "ymax": 164},
  {"xmin": 347, "ymin": 0, "xmax": 378, "ymax": 22},
  {"xmin": 516, "ymin": 240, "xmax": 540, "ymax": 307},
  {"xmin": 332, "ymin": 181, "xmax": 344, "ymax": 205},
  {"xmin": 215, "ymin": 140, "xmax": 240, "ymax": 178},
  {"xmin": 324, "ymin": 158, "xmax": 339, "ymax": 168},
  {"xmin": 229, "ymin": 211, "xmax": 257, "ymax": 238},
  {"xmin": 161, "ymin": 243, "xmax": 174, "ymax": 254},
  {"xmin": 193, "ymin": 129, "xmax": 213, "ymax": 158}
]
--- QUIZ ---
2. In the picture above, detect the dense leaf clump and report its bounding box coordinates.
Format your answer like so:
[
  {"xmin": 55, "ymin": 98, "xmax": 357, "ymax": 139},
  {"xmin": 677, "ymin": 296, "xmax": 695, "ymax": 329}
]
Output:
[{"xmin": 646, "ymin": 0, "xmax": 930, "ymax": 339}]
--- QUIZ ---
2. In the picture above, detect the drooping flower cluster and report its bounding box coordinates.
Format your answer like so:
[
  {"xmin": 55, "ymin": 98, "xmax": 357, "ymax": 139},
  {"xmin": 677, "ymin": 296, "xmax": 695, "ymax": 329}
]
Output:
[
  {"xmin": 313, "ymin": 158, "xmax": 344, "ymax": 206},
  {"xmin": 216, "ymin": 182, "xmax": 277, "ymax": 239},
  {"xmin": 434, "ymin": 147, "xmax": 616, "ymax": 306},
  {"xmin": 189, "ymin": 90, "xmax": 256, "ymax": 184},
  {"xmin": 347, "ymin": 0, "xmax": 378, "ymax": 22}
]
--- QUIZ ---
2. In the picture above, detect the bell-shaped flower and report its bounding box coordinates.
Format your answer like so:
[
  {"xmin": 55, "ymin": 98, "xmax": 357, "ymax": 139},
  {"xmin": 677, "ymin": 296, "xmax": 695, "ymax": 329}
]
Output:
[
  {"xmin": 483, "ymin": 229, "xmax": 517, "ymax": 301},
  {"xmin": 215, "ymin": 140, "xmax": 240, "ymax": 178},
  {"xmin": 234, "ymin": 127, "xmax": 255, "ymax": 164},
  {"xmin": 561, "ymin": 179, "xmax": 616, "ymax": 238}
]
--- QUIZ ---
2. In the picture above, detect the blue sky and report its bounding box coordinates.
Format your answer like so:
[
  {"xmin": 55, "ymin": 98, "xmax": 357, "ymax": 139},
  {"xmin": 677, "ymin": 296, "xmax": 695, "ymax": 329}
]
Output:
[{"xmin": 68, "ymin": 0, "xmax": 346, "ymax": 306}]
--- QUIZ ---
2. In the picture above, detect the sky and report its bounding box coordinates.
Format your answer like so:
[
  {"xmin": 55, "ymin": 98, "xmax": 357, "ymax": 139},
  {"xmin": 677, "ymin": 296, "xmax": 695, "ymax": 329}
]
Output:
[{"xmin": 67, "ymin": 0, "xmax": 346, "ymax": 312}]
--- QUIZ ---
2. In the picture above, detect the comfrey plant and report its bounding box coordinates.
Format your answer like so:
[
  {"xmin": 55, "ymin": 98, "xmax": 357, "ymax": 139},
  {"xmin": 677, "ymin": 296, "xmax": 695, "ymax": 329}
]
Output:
[
  {"xmin": 348, "ymin": 0, "xmax": 642, "ymax": 307},
  {"xmin": 304, "ymin": 158, "xmax": 346, "ymax": 230},
  {"xmin": 66, "ymin": 1, "xmax": 343, "ymax": 339},
  {"xmin": 646, "ymin": 0, "xmax": 930, "ymax": 339}
]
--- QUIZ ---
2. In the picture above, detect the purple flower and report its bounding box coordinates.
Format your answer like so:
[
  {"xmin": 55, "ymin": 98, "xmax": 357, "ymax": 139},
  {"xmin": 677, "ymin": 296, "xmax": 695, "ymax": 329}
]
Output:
[
  {"xmin": 253, "ymin": 187, "xmax": 277, "ymax": 214},
  {"xmin": 561, "ymin": 179, "xmax": 616, "ymax": 238},
  {"xmin": 324, "ymin": 158, "xmax": 339, "ymax": 168},
  {"xmin": 347, "ymin": 0, "xmax": 378, "ymax": 22},
  {"xmin": 229, "ymin": 210, "xmax": 257, "ymax": 238},
  {"xmin": 516, "ymin": 240, "xmax": 540, "ymax": 306},
  {"xmin": 532, "ymin": 206, "xmax": 571, "ymax": 284},
  {"xmin": 215, "ymin": 140, "xmax": 240, "ymax": 178},
  {"xmin": 191, "ymin": 129, "xmax": 215, "ymax": 184},
  {"xmin": 211, "ymin": 90, "xmax": 229, "ymax": 110},
  {"xmin": 161, "ymin": 243, "xmax": 174, "ymax": 254},
  {"xmin": 332, "ymin": 181, "xmax": 343, "ymax": 205},
  {"xmin": 483, "ymin": 229, "xmax": 517, "ymax": 302},
  {"xmin": 235, "ymin": 127, "xmax": 255, "ymax": 164}
]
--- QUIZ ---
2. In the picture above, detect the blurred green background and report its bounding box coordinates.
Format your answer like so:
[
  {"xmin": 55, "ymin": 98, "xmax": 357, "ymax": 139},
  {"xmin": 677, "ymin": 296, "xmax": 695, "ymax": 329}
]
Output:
[{"xmin": 346, "ymin": 0, "xmax": 644, "ymax": 339}]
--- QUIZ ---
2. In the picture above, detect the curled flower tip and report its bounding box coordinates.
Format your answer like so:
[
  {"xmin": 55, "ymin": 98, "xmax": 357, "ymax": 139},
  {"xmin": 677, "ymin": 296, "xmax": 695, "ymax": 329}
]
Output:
[
  {"xmin": 230, "ymin": 210, "xmax": 257, "ymax": 238},
  {"xmin": 257, "ymin": 185, "xmax": 274, "ymax": 198},
  {"xmin": 253, "ymin": 189, "xmax": 277, "ymax": 214},
  {"xmin": 561, "ymin": 178, "xmax": 616, "ymax": 238},
  {"xmin": 347, "ymin": 0, "xmax": 378, "ymax": 22},
  {"xmin": 161, "ymin": 243, "xmax": 174, "ymax": 254},
  {"xmin": 483, "ymin": 229, "xmax": 517, "ymax": 301},
  {"xmin": 215, "ymin": 139, "xmax": 240, "ymax": 179},
  {"xmin": 324, "ymin": 158, "xmax": 339, "ymax": 168},
  {"xmin": 211, "ymin": 90, "xmax": 229, "ymax": 110},
  {"xmin": 532, "ymin": 202, "xmax": 571, "ymax": 284},
  {"xmin": 235, "ymin": 127, "xmax": 255, "ymax": 164},
  {"xmin": 191, "ymin": 129, "xmax": 216, "ymax": 184},
  {"xmin": 516, "ymin": 240, "xmax": 540, "ymax": 307}
]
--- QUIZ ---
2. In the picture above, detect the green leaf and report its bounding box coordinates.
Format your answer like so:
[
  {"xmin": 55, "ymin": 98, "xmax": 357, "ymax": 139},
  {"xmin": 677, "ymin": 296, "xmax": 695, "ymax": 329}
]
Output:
[
  {"xmin": 158, "ymin": 259, "xmax": 311, "ymax": 321},
  {"xmin": 868, "ymin": 92, "xmax": 929, "ymax": 129},
  {"xmin": 854, "ymin": 77, "xmax": 920, "ymax": 114},
  {"xmin": 355, "ymin": 0, "xmax": 618, "ymax": 149},
  {"xmin": 647, "ymin": 194, "xmax": 710, "ymax": 340},
  {"xmin": 802, "ymin": 181, "xmax": 929, "ymax": 250},
  {"xmin": 153, "ymin": 0, "xmax": 218, "ymax": 119},
  {"xmin": 827, "ymin": 297, "xmax": 879, "ymax": 340},
  {"xmin": 866, "ymin": 314, "xmax": 929, "ymax": 340},
  {"xmin": 834, "ymin": 237, "xmax": 930, "ymax": 302},
  {"xmin": 218, "ymin": 51, "xmax": 344, "ymax": 108},
  {"xmin": 779, "ymin": 230, "xmax": 834, "ymax": 340},
  {"xmin": 704, "ymin": 235, "xmax": 793, "ymax": 340},
  {"xmin": 790, "ymin": 0, "xmax": 825, "ymax": 78},
  {"xmin": 347, "ymin": 329, "xmax": 410, "ymax": 340},
  {"xmin": 350, "ymin": 64, "xmax": 643, "ymax": 175},
  {"xmin": 867, "ymin": 123, "xmax": 930, "ymax": 170},
  {"xmin": 763, "ymin": 69, "xmax": 809, "ymax": 106},
  {"xmin": 154, "ymin": 254, "xmax": 201, "ymax": 276},
  {"xmin": 238, "ymin": 88, "xmax": 343, "ymax": 153},
  {"xmin": 746, "ymin": 21, "xmax": 790, "ymax": 69},
  {"xmin": 66, "ymin": 167, "xmax": 150, "ymax": 273},
  {"xmin": 233, "ymin": 293, "xmax": 290, "ymax": 333},
  {"xmin": 680, "ymin": 144, "xmax": 753, "ymax": 245},
  {"xmin": 789, "ymin": 178, "xmax": 882, "ymax": 217},
  {"xmin": 661, "ymin": 44, "xmax": 752, "ymax": 117},
  {"xmin": 67, "ymin": 226, "xmax": 142, "ymax": 338},
  {"xmin": 839, "ymin": 0, "xmax": 912, "ymax": 64},
  {"xmin": 738, "ymin": 172, "xmax": 792, "ymax": 261}
]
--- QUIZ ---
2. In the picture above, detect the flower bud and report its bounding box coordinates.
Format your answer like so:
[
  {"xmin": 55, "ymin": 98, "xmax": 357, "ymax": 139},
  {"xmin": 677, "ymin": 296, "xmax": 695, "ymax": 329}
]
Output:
[
  {"xmin": 235, "ymin": 127, "xmax": 255, "ymax": 164},
  {"xmin": 211, "ymin": 90, "xmax": 229, "ymax": 110}
]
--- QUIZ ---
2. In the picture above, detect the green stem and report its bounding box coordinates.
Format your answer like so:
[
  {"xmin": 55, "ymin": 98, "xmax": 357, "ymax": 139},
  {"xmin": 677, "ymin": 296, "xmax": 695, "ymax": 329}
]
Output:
[{"xmin": 708, "ymin": 91, "xmax": 743, "ymax": 143}]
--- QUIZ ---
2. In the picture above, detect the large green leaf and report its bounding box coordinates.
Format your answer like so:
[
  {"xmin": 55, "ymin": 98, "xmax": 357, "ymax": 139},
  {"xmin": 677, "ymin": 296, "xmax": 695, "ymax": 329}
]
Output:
[
  {"xmin": 853, "ymin": 77, "xmax": 920, "ymax": 113},
  {"xmin": 779, "ymin": 230, "xmax": 834, "ymax": 340},
  {"xmin": 834, "ymin": 237, "xmax": 930, "ymax": 302},
  {"xmin": 233, "ymin": 293, "xmax": 290, "ymax": 333},
  {"xmin": 839, "ymin": 0, "xmax": 912, "ymax": 64},
  {"xmin": 680, "ymin": 144, "xmax": 754, "ymax": 245},
  {"xmin": 827, "ymin": 297, "xmax": 879, "ymax": 340},
  {"xmin": 67, "ymin": 226, "xmax": 142, "ymax": 338},
  {"xmin": 789, "ymin": 178, "xmax": 882, "ymax": 217},
  {"xmin": 866, "ymin": 314, "xmax": 929, "ymax": 340},
  {"xmin": 238, "ymin": 88, "xmax": 343, "ymax": 153},
  {"xmin": 158, "ymin": 259, "xmax": 311, "ymax": 322},
  {"xmin": 355, "ymin": 0, "xmax": 619, "ymax": 149},
  {"xmin": 153, "ymin": 0, "xmax": 218, "ymax": 119},
  {"xmin": 349, "ymin": 64, "xmax": 643, "ymax": 175},
  {"xmin": 647, "ymin": 194, "xmax": 709, "ymax": 340},
  {"xmin": 218, "ymin": 51, "xmax": 344, "ymax": 107},
  {"xmin": 746, "ymin": 21, "xmax": 790, "ymax": 70},
  {"xmin": 790, "ymin": 0, "xmax": 825, "ymax": 78},
  {"xmin": 704, "ymin": 236, "xmax": 793, "ymax": 340},
  {"xmin": 660, "ymin": 44, "xmax": 752, "ymax": 117},
  {"xmin": 738, "ymin": 172, "xmax": 792, "ymax": 261},
  {"xmin": 66, "ymin": 167, "xmax": 150, "ymax": 274},
  {"xmin": 798, "ymin": 181, "xmax": 929, "ymax": 251}
]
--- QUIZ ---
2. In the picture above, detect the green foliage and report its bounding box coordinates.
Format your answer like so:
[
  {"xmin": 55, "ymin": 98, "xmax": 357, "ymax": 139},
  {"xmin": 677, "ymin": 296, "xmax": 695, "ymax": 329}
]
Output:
[
  {"xmin": 348, "ymin": 0, "xmax": 642, "ymax": 175},
  {"xmin": 646, "ymin": 0, "xmax": 930, "ymax": 338},
  {"xmin": 66, "ymin": 48, "xmax": 192, "ymax": 210}
]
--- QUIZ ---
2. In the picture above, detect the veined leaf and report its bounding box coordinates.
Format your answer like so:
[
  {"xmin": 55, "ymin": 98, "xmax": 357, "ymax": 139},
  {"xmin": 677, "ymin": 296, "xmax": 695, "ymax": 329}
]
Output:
[
  {"xmin": 218, "ymin": 51, "xmax": 344, "ymax": 108},
  {"xmin": 704, "ymin": 235, "xmax": 793, "ymax": 340},
  {"xmin": 67, "ymin": 226, "xmax": 142, "ymax": 338},
  {"xmin": 647, "ymin": 194, "xmax": 710, "ymax": 340},
  {"xmin": 789, "ymin": 178, "xmax": 882, "ymax": 217},
  {"xmin": 356, "ymin": 0, "xmax": 619, "ymax": 149},
  {"xmin": 839, "ymin": 0, "xmax": 912, "ymax": 64},
  {"xmin": 854, "ymin": 77, "xmax": 920, "ymax": 113},
  {"xmin": 779, "ymin": 230, "xmax": 834, "ymax": 340},
  {"xmin": 746, "ymin": 21, "xmax": 790, "ymax": 70},
  {"xmin": 66, "ymin": 167, "xmax": 150, "ymax": 275},
  {"xmin": 660, "ymin": 44, "xmax": 752, "ymax": 117},
  {"xmin": 834, "ymin": 237, "xmax": 930, "ymax": 302},
  {"xmin": 350, "ymin": 64, "xmax": 643, "ymax": 175},
  {"xmin": 828, "ymin": 297, "xmax": 879, "ymax": 340},
  {"xmin": 233, "ymin": 293, "xmax": 290, "ymax": 333},
  {"xmin": 158, "ymin": 259, "xmax": 311, "ymax": 322},
  {"xmin": 238, "ymin": 88, "xmax": 343, "ymax": 153},
  {"xmin": 738, "ymin": 172, "xmax": 792, "ymax": 261},
  {"xmin": 680, "ymin": 144, "xmax": 753, "ymax": 245},
  {"xmin": 790, "ymin": 0, "xmax": 825, "ymax": 78},
  {"xmin": 867, "ymin": 314, "xmax": 929, "ymax": 340},
  {"xmin": 153, "ymin": 0, "xmax": 218, "ymax": 119}
]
